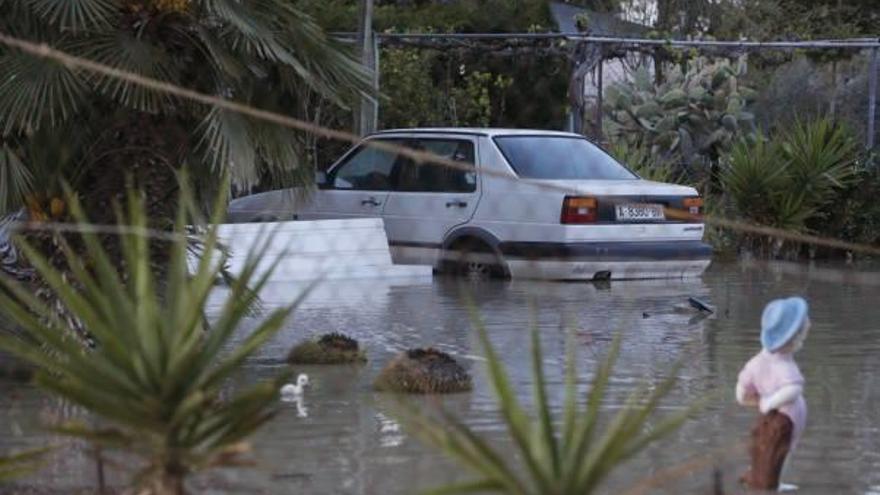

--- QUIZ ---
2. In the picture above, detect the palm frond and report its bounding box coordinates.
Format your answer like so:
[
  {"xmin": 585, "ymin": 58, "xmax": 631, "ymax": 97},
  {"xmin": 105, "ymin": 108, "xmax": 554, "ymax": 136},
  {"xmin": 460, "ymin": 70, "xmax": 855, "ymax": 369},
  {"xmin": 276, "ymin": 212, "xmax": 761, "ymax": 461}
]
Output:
[
  {"xmin": 196, "ymin": 107, "xmax": 259, "ymax": 188},
  {"xmin": 198, "ymin": 0, "xmax": 371, "ymax": 102},
  {"xmin": 0, "ymin": 144, "xmax": 32, "ymax": 217},
  {"xmin": 195, "ymin": 107, "xmax": 310, "ymax": 191},
  {"xmin": 21, "ymin": 0, "xmax": 118, "ymax": 32},
  {"xmin": 73, "ymin": 32, "xmax": 180, "ymax": 113},
  {"xmin": 0, "ymin": 48, "xmax": 87, "ymax": 134}
]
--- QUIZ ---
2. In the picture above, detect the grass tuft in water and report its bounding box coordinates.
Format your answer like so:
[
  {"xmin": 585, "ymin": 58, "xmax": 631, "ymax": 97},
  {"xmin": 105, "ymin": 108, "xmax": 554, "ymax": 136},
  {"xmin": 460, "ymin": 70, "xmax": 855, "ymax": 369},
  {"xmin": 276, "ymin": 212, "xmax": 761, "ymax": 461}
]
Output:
[
  {"xmin": 287, "ymin": 332, "xmax": 367, "ymax": 365},
  {"xmin": 374, "ymin": 348, "xmax": 472, "ymax": 394}
]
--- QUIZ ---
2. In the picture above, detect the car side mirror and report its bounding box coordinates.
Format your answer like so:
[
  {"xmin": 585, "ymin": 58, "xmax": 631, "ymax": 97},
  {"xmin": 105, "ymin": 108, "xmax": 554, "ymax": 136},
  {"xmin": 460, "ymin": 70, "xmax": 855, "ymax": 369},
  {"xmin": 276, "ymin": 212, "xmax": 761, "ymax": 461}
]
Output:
[{"xmin": 316, "ymin": 171, "xmax": 328, "ymax": 188}]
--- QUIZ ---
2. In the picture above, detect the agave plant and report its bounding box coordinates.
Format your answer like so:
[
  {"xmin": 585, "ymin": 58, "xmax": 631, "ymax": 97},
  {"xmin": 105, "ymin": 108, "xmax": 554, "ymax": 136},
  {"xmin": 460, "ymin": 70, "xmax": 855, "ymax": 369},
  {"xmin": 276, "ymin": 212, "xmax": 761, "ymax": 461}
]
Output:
[
  {"xmin": 719, "ymin": 135, "xmax": 793, "ymax": 228},
  {"xmin": 400, "ymin": 316, "xmax": 702, "ymax": 495},
  {"xmin": 780, "ymin": 118, "xmax": 858, "ymax": 216},
  {"xmin": 0, "ymin": 0, "xmax": 370, "ymax": 224},
  {"xmin": 720, "ymin": 119, "xmax": 857, "ymax": 238},
  {"xmin": 0, "ymin": 185, "xmax": 301, "ymax": 494}
]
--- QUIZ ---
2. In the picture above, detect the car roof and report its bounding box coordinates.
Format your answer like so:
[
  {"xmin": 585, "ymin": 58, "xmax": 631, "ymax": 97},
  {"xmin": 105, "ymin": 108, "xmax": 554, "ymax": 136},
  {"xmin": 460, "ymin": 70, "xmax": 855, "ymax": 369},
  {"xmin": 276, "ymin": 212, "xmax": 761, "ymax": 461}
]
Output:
[{"xmin": 370, "ymin": 128, "xmax": 584, "ymax": 138}]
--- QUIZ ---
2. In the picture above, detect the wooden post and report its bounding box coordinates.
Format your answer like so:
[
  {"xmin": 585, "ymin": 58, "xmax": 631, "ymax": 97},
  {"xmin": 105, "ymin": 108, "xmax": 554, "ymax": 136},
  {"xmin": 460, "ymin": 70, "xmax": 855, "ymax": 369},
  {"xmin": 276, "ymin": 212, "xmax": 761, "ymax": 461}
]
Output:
[
  {"xmin": 867, "ymin": 47, "xmax": 878, "ymax": 150},
  {"xmin": 355, "ymin": 0, "xmax": 377, "ymax": 136}
]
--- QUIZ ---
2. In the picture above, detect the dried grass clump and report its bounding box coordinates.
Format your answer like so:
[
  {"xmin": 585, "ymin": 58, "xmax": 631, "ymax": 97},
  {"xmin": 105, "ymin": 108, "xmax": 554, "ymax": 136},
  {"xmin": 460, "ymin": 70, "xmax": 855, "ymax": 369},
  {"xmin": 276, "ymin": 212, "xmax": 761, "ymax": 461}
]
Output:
[
  {"xmin": 374, "ymin": 348, "xmax": 472, "ymax": 394},
  {"xmin": 287, "ymin": 333, "xmax": 367, "ymax": 365}
]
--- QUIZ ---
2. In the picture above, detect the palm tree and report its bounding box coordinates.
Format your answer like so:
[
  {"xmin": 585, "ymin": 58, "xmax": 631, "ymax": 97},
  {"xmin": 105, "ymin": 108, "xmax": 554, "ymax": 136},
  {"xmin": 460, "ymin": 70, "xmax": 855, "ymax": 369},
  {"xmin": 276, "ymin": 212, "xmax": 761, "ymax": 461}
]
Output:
[{"xmin": 0, "ymin": 0, "xmax": 369, "ymax": 224}]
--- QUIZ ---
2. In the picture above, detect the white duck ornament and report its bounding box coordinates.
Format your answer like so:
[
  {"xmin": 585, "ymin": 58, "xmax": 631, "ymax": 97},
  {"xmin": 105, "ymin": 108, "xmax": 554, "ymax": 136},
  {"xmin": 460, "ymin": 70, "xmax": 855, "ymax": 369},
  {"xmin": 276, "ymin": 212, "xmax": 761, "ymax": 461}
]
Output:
[{"xmin": 280, "ymin": 373, "xmax": 309, "ymax": 400}]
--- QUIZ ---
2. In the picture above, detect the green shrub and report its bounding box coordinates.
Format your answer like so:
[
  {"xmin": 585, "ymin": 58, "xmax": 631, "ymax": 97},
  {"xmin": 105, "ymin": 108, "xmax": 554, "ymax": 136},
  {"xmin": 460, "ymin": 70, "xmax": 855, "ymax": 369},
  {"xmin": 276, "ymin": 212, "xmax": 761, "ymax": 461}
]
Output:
[
  {"xmin": 719, "ymin": 118, "xmax": 858, "ymax": 253},
  {"xmin": 0, "ymin": 185, "xmax": 297, "ymax": 494},
  {"xmin": 606, "ymin": 139, "xmax": 682, "ymax": 184},
  {"xmin": 818, "ymin": 152, "xmax": 880, "ymax": 251},
  {"xmin": 399, "ymin": 319, "xmax": 701, "ymax": 494}
]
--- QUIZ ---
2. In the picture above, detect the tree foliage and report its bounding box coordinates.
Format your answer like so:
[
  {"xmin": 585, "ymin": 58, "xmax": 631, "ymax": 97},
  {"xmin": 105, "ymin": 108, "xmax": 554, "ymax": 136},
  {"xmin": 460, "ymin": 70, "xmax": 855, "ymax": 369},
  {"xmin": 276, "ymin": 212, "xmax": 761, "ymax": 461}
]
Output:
[{"xmin": 0, "ymin": 0, "xmax": 370, "ymax": 219}]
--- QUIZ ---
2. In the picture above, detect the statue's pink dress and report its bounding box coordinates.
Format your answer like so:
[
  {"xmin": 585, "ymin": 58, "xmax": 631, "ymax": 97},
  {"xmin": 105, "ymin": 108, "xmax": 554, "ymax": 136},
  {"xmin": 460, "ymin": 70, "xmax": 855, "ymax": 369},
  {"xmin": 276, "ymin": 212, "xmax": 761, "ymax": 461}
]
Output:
[{"xmin": 737, "ymin": 349, "xmax": 807, "ymax": 446}]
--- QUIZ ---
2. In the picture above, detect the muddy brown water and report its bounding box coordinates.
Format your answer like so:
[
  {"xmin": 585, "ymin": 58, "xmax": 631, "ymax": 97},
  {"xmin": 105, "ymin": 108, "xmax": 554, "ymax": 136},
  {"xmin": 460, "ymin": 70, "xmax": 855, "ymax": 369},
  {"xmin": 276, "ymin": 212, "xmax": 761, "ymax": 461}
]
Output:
[{"xmin": 1, "ymin": 261, "xmax": 879, "ymax": 494}]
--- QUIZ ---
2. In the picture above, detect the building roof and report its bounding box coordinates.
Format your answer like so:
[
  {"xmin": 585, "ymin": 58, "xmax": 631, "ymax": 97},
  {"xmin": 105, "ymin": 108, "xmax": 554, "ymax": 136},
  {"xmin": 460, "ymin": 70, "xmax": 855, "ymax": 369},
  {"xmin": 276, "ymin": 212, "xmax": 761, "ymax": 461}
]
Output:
[{"xmin": 549, "ymin": 1, "xmax": 649, "ymax": 37}]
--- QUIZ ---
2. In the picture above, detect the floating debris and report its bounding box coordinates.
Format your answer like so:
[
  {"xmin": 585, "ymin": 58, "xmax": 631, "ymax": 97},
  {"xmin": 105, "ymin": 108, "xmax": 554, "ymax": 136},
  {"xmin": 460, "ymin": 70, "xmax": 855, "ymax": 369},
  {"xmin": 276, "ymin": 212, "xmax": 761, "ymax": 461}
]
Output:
[
  {"xmin": 688, "ymin": 296, "xmax": 715, "ymax": 314},
  {"xmin": 287, "ymin": 333, "xmax": 367, "ymax": 365},
  {"xmin": 673, "ymin": 297, "xmax": 715, "ymax": 314},
  {"xmin": 374, "ymin": 348, "xmax": 472, "ymax": 394}
]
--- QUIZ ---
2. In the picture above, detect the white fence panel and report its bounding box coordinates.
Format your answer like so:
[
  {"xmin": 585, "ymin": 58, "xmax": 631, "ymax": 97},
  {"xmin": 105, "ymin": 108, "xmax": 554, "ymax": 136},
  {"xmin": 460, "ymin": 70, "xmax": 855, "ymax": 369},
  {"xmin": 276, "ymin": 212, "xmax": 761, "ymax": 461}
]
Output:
[{"xmin": 193, "ymin": 218, "xmax": 431, "ymax": 282}]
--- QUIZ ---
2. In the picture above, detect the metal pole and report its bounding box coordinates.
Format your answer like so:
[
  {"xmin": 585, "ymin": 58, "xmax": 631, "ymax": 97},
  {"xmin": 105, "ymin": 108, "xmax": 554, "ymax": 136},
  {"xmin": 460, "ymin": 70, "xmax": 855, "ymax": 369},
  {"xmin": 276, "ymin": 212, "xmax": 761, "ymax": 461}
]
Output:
[
  {"xmin": 355, "ymin": 0, "xmax": 376, "ymax": 136},
  {"xmin": 371, "ymin": 34, "xmax": 380, "ymax": 131},
  {"xmin": 867, "ymin": 46, "xmax": 878, "ymax": 150},
  {"xmin": 595, "ymin": 57, "xmax": 604, "ymax": 142}
]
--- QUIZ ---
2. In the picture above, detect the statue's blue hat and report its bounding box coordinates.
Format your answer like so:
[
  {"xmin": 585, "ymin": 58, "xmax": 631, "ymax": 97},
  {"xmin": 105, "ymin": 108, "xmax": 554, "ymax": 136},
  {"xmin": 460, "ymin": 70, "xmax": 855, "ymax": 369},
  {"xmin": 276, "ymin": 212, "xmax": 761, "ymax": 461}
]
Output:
[{"xmin": 761, "ymin": 297, "xmax": 809, "ymax": 352}]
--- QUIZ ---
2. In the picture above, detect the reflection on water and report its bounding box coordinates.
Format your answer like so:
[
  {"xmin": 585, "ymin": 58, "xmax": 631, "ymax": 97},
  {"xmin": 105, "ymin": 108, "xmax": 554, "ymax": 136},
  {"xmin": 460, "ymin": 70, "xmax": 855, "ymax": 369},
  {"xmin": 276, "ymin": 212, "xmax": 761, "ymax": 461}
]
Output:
[{"xmin": 2, "ymin": 261, "xmax": 879, "ymax": 494}]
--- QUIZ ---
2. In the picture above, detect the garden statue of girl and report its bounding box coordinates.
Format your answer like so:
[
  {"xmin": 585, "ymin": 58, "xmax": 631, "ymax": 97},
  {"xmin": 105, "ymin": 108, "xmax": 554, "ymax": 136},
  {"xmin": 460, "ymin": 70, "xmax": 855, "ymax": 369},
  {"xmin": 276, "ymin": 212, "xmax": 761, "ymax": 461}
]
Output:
[{"xmin": 736, "ymin": 296, "xmax": 809, "ymax": 490}]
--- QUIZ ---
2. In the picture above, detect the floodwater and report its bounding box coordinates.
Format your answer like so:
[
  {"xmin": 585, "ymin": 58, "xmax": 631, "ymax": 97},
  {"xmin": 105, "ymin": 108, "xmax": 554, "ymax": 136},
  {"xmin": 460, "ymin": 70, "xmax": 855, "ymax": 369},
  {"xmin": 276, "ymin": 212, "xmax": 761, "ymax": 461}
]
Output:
[{"xmin": 1, "ymin": 261, "xmax": 879, "ymax": 494}]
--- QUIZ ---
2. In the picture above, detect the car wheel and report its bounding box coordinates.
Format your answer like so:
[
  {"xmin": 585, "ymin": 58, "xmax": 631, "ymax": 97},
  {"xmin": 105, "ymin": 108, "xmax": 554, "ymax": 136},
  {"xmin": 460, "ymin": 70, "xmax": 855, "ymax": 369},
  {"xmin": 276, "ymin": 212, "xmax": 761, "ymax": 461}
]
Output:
[{"xmin": 447, "ymin": 240, "xmax": 504, "ymax": 280}]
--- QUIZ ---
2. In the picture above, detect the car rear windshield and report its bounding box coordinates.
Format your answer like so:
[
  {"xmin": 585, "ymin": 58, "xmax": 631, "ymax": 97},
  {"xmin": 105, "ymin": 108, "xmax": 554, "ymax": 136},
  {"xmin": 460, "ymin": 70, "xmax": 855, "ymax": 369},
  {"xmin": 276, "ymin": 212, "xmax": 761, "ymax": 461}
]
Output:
[{"xmin": 494, "ymin": 136, "xmax": 637, "ymax": 180}]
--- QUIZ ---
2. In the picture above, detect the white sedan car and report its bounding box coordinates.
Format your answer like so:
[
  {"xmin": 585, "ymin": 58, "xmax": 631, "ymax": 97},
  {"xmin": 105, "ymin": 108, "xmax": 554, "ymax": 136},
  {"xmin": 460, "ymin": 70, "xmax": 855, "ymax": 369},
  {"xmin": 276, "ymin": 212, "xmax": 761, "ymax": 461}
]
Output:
[{"xmin": 227, "ymin": 128, "xmax": 712, "ymax": 280}]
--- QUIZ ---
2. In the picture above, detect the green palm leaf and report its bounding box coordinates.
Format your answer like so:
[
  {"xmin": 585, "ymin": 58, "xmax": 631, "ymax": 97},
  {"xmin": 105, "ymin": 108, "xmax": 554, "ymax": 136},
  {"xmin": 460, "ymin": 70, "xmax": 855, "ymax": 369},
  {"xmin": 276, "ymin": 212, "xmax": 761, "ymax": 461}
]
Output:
[
  {"xmin": 22, "ymin": 0, "xmax": 117, "ymax": 32},
  {"xmin": 74, "ymin": 32, "xmax": 180, "ymax": 113},
  {"xmin": 198, "ymin": 0, "xmax": 371, "ymax": 101},
  {"xmin": 0, "ymin": 145, "xmax": 32, "ymax": 216},
  {"xmin": 0, "ymin": 48, "xmax": 87, "ymax": 133}
]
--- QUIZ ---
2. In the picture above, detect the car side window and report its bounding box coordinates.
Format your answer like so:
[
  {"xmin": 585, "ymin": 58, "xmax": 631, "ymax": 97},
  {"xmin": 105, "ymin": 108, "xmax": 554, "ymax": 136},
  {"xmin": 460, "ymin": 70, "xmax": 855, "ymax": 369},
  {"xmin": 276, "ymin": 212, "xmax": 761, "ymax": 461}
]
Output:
[
  {"xmin": 330, "ymin": 139, "xmax": 403, "ymax": 191},
  {"xmin": 392, "ymin": 138, "xmax": 476, "ymax": 193}
]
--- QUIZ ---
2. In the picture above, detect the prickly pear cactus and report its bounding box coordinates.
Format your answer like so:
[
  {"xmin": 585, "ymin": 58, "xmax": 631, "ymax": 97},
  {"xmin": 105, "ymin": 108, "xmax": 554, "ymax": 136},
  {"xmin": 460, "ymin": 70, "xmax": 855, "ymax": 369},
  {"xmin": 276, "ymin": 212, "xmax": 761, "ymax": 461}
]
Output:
[{"xmin": 605, "ymin": 58, "xmax": 756, "ymax": 170}]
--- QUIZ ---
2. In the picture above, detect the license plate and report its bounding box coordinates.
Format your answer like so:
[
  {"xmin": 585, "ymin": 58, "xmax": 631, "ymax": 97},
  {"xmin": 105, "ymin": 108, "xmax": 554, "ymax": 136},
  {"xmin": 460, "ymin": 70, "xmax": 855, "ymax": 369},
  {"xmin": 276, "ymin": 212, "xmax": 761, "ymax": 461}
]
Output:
[{"xmin": 615, "ymin": 204, "xmax": 665, "ymax": 221}]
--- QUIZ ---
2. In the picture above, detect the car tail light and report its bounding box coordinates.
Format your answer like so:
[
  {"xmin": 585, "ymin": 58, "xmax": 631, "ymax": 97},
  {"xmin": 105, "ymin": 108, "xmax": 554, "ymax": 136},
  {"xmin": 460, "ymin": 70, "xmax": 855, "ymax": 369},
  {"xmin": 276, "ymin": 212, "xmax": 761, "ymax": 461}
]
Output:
[
  {"xmin": 682, "ymin": 197, "xmax": 704, "ymax": 218},
  {"xmin": 561, "ymin": 196, "xmax": 598, "ymax": 224}
]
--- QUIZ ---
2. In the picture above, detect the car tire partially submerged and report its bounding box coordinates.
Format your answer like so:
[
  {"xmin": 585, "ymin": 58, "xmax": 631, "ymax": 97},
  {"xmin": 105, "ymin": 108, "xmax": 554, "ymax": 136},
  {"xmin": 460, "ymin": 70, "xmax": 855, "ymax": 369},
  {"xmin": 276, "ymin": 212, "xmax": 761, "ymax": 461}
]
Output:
[
  {"xmin": 374, "ymin": 348, "xmax": 472, "ymax": 394},
  {"xmin": 287, "ymin": 333, "xmax": 367, "ymax": 365}
]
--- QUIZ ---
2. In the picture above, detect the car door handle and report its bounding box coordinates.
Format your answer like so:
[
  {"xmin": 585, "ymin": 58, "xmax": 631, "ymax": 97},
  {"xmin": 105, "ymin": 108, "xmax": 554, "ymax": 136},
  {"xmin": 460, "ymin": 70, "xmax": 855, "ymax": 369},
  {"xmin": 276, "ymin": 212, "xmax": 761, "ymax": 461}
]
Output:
[
  {"xmin": 361, "ymin": 197, "xmax": 382, "ymax": 206},
  {"xmin": 445, "ymin": 200, "xmax": 468, "ymax": 208}
]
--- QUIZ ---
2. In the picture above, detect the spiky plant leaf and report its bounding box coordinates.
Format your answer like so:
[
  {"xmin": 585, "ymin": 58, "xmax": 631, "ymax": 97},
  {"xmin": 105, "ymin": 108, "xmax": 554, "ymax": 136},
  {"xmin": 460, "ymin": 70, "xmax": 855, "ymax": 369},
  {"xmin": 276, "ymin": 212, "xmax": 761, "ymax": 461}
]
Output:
[
  {"xmin": 0, "ymin": 179, "xmax": 299, "ymax": 492},
  {"xmin": 398, "ymin": 312, "xmax": 702, "ymax": 495},
  {"xmin": 0, "ymin": 448, "xmax": 50, "ymax": 481},
  {"xmin": 781, "ymin": 118, "xmax": 858, "ymax": 212}
]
